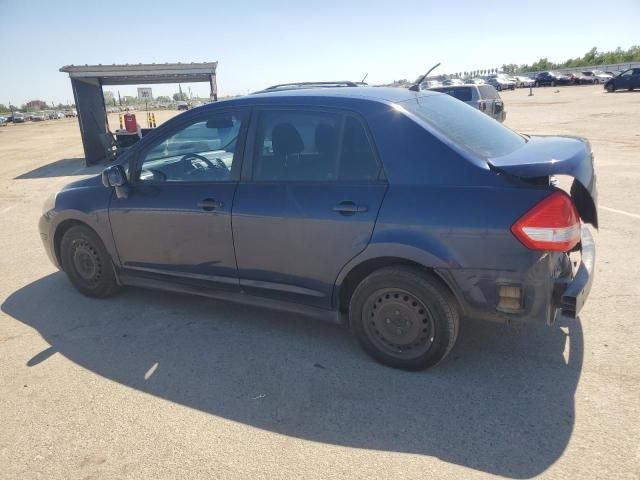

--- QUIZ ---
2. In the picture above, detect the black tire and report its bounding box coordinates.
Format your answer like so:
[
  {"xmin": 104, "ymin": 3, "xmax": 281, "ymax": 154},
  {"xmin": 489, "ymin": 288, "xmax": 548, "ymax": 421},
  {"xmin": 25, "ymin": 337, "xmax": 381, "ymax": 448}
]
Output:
[
  {"xmin": 593, "ymin": 79, "xmax": 600, "ymax": 85},
  {"xmin": 607, "ymin": 83, "xmax": 615, "ymax": 93},
  {"xmin": 349, "ymin": 266, "xmax": 459, "ymax": 370},
  {"xmin": 551, "ymin": 80, "xmax": 556, "ymax": 87},
  {"xmin": 60, "ymin": 225, "xmax": 120, "ymax": 298},
  {"xmin": 535, "ymin": 81, "xmax": 540, "ymax": 88}
]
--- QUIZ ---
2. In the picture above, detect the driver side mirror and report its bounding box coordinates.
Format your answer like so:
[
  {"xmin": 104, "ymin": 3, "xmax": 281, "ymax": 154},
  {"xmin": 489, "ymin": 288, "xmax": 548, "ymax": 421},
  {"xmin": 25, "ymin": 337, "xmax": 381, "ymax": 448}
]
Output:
[
  {"xmin": 101, "ymin": 165, "xmax": 127, "ymax": 188},
  {"xmin": 101, "ymin": 165, "xmax": 129, "ymax": 199}
]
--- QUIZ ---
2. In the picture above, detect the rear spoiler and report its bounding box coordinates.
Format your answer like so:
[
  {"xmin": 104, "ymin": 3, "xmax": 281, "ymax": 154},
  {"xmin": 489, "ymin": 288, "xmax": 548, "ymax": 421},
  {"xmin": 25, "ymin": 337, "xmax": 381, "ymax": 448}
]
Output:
[{"xmin": 488, "ymin": 135, "xmax": 598, "ymax": 228}]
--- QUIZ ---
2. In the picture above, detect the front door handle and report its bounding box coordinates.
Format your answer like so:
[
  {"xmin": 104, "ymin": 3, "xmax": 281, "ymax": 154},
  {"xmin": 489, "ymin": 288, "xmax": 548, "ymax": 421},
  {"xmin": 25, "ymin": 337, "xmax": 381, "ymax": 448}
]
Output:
[
  {"xmin": 333, "ymin": 201, "xmax": 368, "ymax": 215},
  {"xmin": 197, "ymin": 198, "xmax": 224, "ymax": 211}
]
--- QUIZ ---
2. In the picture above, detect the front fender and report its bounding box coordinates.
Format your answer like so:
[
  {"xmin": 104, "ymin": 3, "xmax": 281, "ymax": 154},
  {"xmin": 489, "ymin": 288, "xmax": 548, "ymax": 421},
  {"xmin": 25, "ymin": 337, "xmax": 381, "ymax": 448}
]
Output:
[{"xmin": 46, "ymin": 184, "xmax": 118, "ymax": 267}]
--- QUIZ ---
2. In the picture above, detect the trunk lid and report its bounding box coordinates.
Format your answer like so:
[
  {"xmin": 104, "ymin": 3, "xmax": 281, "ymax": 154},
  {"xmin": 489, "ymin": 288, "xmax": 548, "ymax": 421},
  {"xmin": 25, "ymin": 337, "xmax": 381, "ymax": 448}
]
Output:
[{"xmin": 488, "ymin": 135, "xmax": 598, "ymax": 228}]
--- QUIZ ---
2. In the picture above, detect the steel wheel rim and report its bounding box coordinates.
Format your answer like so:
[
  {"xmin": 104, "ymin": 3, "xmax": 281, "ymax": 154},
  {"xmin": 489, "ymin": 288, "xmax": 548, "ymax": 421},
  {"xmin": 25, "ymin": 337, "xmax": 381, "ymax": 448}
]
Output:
[
  {"xmin": 72, "ymin": 239, "xmax": 102, "ymax": 284},
  {"xmin": 362, "ymin": 288, "xmax": 436, "ymax": 359}
]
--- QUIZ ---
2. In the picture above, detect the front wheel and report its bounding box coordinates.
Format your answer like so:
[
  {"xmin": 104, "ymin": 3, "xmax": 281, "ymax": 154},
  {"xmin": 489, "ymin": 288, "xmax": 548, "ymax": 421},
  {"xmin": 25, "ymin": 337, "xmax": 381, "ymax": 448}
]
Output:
[
  {"xmin": 349, "ymin": 266, "xmax": 459, "ymax": 370},
  {"xmin": 60, "ymin": 225, "xmax": 120, "ymax": 298},
  {"xmin": 606, "ymin": 83, "xmax": 615, "ymax": 92}
]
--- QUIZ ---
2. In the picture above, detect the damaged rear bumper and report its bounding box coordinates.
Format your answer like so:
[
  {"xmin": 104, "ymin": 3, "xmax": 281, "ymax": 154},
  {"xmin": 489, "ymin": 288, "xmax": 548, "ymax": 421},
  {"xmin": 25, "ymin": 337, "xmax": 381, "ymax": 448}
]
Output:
[
  {"xmin": 555, "ymin": 226, "xmax": 595, "ymax": 318},
  {"xmin": 437, "ymin": 226, "xmax": 595, "ymax": 324}
]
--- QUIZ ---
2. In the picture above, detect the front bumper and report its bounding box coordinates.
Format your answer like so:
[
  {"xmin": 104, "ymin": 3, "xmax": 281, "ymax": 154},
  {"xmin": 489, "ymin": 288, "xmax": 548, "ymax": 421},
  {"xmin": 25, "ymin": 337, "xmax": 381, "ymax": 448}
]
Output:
[
  {"xmin": 38, "ymin": 212, "xmax": 60, "ymax": 269},
  {"xmin": 555, "ymin": 226, "xmax": 595, "ymax": 318}
]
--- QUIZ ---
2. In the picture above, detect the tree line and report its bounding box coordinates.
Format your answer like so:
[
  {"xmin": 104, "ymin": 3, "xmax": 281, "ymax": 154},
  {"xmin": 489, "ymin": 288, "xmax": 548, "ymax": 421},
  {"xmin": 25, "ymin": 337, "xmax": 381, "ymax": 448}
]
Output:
[
  {"xmin": 501, "ymin": 45, "xmax": 640, "ymax": 74},
  {"xmin": 416, "ymin": 45, "xmax": 640, "ymax": 80}
]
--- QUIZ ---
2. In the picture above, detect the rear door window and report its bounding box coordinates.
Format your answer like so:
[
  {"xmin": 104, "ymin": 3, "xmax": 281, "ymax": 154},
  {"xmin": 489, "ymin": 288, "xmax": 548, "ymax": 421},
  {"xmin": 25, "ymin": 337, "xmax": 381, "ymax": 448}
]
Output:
[
  {"xmin": 252, "ymin": 110, "xmax": 380, "ymax": 182},
  {"xmin": 339, "ymin": 116, "xmax": 380, "ymax": 181},
  {"xmin": 253, "ymin": 110, "xmax": 341, "ymax": 181}
]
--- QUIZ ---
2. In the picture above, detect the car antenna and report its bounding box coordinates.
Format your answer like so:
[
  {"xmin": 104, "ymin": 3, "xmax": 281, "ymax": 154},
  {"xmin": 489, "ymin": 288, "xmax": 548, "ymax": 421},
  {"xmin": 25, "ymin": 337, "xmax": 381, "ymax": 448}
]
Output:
[
  {"xmin": 361, "ymin": 73, "xmax": 369, "ymax": 83},
  {"xmin": 409, "ymin": 62, "xmax": 441, "ymax": 92}
]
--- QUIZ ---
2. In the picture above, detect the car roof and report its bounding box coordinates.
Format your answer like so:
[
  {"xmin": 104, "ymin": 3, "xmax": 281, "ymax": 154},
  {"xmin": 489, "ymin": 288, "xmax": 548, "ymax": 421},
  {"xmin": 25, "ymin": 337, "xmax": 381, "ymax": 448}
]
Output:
[{"xmin": 207, "ymin": 86, "xmax": 439, "ymax": 109}]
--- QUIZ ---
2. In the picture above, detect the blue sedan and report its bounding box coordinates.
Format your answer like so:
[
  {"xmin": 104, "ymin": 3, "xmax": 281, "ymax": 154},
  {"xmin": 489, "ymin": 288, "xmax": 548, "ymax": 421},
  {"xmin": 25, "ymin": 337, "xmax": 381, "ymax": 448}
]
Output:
[{"xmin": 39, "ymin": 85, "xmax": 597, "ymax": 370}]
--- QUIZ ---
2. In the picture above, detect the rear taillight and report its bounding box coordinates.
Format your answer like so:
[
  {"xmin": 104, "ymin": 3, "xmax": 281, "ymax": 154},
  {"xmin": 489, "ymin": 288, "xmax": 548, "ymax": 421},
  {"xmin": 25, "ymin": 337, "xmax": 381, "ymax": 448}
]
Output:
[
  {"xmin": 511, "ymin": 191, "xmax": 581, "ymax": 251},
  {"xmin": 478, "ymin": 101, "xmax": 486, "ymax": 112}
]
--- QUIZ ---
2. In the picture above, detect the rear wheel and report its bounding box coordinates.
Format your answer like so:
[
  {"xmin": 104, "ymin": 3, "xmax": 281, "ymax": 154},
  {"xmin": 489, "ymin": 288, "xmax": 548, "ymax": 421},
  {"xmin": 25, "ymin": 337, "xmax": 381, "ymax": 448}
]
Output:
[
  {"xmin": 349, "ymin": 266, "xmax": 459, "ymax": 370},
  {"xmin": 607, "ymin": 83, "xmax": 615, "ymax": 92},
  {"xmin": 60, "ymin": 225, "xmax": 120, "ymax": 298}
]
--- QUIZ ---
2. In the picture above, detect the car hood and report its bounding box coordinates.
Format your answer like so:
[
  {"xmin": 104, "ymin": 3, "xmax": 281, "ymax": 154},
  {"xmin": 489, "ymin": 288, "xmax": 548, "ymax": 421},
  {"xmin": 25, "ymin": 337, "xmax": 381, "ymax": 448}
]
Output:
[
  {"xmin": 488, "ymin": 135, "xmax": 598, "ymax": 228},
  {"xmin": 61, "ymin": 174, "xmax": 103, "ymax": 191}
]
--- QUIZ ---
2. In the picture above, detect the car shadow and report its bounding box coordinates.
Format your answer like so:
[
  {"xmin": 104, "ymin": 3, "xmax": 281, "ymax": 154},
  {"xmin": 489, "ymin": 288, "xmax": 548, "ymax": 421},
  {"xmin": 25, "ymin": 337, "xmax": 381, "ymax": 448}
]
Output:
[
  {"xmin": 14, "ymin": 158, "xmax": 103, "ymax": 179},
  {"xmin": 2, "ymin": 273, "xmax": 583, "ymax": 478}
]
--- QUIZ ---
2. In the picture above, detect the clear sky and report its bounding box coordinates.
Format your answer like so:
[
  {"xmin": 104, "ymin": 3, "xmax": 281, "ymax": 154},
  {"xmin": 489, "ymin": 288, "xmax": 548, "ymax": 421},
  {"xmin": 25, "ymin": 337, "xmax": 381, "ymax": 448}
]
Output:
[{"xmin": 1, "ymin": 0, "xmax": 639, "ymax": 106}]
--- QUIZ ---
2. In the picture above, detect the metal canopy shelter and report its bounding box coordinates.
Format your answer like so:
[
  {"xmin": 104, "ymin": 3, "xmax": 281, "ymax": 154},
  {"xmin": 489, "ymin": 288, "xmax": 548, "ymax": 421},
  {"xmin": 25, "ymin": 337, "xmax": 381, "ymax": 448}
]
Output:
[{"xmin": 60, "ymin": 62, "xmax": 218, "ymax": 165}]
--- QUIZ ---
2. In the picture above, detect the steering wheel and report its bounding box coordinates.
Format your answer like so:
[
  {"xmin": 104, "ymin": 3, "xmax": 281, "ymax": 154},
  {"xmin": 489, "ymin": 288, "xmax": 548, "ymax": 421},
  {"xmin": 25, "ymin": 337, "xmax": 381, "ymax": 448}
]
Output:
[
  {"xmin": 180, "ymin": 153, "xmax": 230, "ymax": 180},
  {"xmin": 180, "ymin": 153, "xmax": 214, "ymax": 172}
]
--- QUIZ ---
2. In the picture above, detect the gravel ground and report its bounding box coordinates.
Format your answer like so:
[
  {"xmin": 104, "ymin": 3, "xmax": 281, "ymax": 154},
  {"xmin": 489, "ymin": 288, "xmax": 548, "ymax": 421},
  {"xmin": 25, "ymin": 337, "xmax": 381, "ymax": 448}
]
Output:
[{"xmin": 0, "ymin": 85, "xmax": 638, "ymax": 479}]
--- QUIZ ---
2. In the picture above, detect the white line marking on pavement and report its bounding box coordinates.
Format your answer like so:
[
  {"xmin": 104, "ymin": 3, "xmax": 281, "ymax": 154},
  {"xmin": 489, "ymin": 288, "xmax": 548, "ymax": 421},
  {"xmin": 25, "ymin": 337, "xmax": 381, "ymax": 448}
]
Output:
[{"xmin": 600, "ymin": 205, "xmax": 640, "ymax": 220}]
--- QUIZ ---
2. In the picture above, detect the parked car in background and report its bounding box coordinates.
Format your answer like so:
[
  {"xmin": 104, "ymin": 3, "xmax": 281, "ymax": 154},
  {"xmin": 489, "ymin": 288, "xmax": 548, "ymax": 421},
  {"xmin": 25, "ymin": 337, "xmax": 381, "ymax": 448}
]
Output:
[
  {"xmin": 582, "ymin": 70, "xmax": 613, "ymax": 84},
  {"xmin": 442, "ymin": 78, "xmax": 464, "ymax": 86},
  {"xmin": 31, "ymin": 112, "xmax": 47, "ymax": 122},
  {"xmin": 64, "ymin": 109, "xmax": 78, "ymax": 117},
  {"xmin": 604, "ymin": 68, "xmax": 640, "ymax": 92},
  {"xmin": 534, "ymin": 71, "xmax": 571, "ymax": 87},
  {"xmin": 485, "ymin": 74, "xmax": 515, "ymax": 91},
  {"xmin": 12, "ymin": 112, "xmax": 26, "ymax": 123},
  {"xmin": 428, "ymin": 84, "xmax": 506, "ymax": 122},
  {"xmin": 0, "ymin": 116, "xmax": 7, "ymax": 126},
  {"xmin": 514, "ymin": 75, "xmax": 535, "ymax": 88},
  {"xmin": 566, "ymin": 72, "xmax": 593, "ymax": 85},
  {"xmin": 464, "ymin": 78, "xmax": 485, "ymax": 85}
]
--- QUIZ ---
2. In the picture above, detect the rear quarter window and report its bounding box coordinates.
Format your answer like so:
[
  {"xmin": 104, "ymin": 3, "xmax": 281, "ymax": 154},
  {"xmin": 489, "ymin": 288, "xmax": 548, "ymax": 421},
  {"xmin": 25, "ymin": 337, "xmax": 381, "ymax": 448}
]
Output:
[{"xmin": 399, "ymin": 94, "xmax": 525, "ymax": 158}]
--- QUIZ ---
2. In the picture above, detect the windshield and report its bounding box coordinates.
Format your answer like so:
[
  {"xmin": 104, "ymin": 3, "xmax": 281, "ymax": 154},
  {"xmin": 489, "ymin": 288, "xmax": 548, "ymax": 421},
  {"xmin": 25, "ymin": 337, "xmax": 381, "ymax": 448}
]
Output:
[{"xmin": 399, "ymin": 94, "xmax": 526, "ymax": 158}]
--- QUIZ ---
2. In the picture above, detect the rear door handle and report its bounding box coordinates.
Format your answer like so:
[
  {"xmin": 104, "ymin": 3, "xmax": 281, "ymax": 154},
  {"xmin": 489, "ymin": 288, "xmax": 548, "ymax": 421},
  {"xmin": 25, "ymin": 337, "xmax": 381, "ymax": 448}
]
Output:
[
  {"xmin": 197, "ymin": 198, "xmax": 224, "ymax": 211},
  {"xmin": 333, "ymin": 201, "xmax": 368, "ymax": 215}
]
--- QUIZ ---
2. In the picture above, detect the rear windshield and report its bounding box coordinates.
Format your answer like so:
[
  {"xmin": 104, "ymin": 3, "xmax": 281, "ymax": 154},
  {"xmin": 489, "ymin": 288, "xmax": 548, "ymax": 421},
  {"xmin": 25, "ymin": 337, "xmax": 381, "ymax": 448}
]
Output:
[
  {"xmin": 478, "ymin": 85, "xmax": 498, "ymax": 99},
  {"xmin": 399, "ymin": 94, "xmax": 525, "ymax": 158},
  {"xmin": 429, "ymin": 87, "xmax": 473, "ymax": 102}
]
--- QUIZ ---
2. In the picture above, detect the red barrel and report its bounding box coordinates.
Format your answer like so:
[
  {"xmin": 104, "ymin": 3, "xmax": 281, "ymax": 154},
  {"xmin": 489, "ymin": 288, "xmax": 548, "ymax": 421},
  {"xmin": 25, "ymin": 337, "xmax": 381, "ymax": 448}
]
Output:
[{"xmin": 124, "ymin": 113, "xmax": 137, "ymax": 133}]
